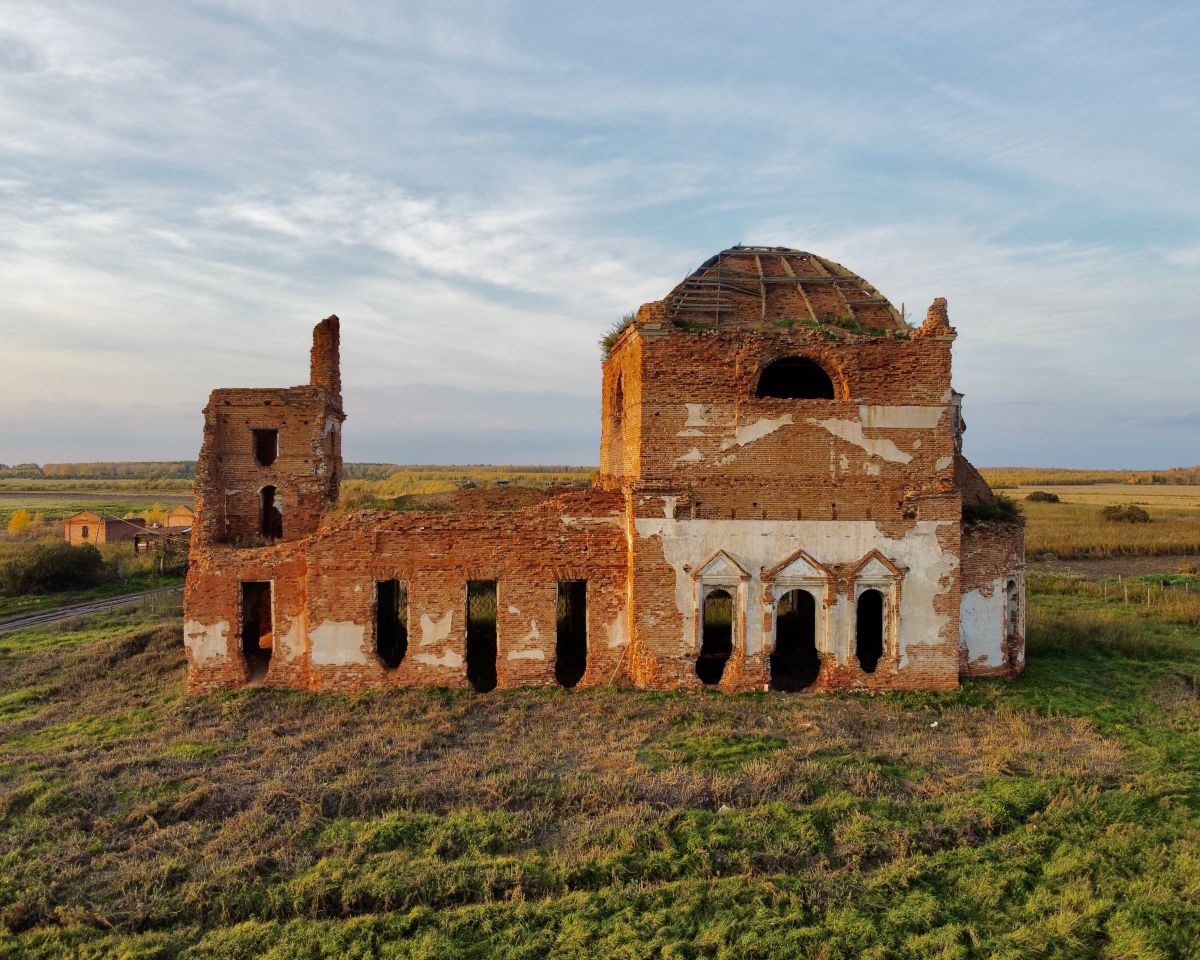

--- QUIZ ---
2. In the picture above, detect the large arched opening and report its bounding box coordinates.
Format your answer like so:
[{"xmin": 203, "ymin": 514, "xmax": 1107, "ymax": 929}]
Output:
[
  {"xmin": 696, "ymin": 588, "xmax": 733, "ymax": 685},
  {"xmin": 260, "ymin": 485, "xmax": 283, "ymax": 539},
  {"xmin": 855, "ymin": 589, "xmax": 884, "ymax": 673},
  {"xmin": 770, "ymin": 589, "xmax": 819, "ymax": 690},
  {"xmin": 756, "ymin": 357, "xmax": 836, "ymax": 399}
]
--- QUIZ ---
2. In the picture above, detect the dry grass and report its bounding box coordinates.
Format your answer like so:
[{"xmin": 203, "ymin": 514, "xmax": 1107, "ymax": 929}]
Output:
[
  {"xmin": 2, "ymin": 585, "xmax": 1200, "ymax": 957},
  {"xmin": 1018, "ymin": 484, "xmax": 1200, "ymax": 559}
]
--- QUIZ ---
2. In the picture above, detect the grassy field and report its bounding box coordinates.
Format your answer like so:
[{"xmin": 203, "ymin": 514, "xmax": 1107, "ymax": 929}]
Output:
[
  {"xmin": 0, "ymin": 480, "xmax": 194, "ymax": 529},
  {"xmin": 0, "ymin": 575, "xmax": 183, "ymax": 619},
  {"xmin": 1015, "ymin": 484, "xmax": 1200, "ymax": 560},
  {"xmin": 1, "ymin": 577, "xmax": 1198, "ymax": 958}
]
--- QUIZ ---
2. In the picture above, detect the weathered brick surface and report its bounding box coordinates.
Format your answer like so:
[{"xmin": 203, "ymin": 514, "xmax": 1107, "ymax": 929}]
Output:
[
  {"xmin": 960, "ymin": 521, "xmax": 1026, "ymax": 677},
  {"xmin": 185, "ymin": 248, "xmax": 1024, "ymax": 695}
]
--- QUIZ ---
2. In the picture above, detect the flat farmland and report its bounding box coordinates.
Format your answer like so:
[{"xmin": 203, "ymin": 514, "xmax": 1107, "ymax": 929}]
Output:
[
  {"xmin": 0, "ymin": 480, "xmax": 194, "ymax": 528},
  {"xmin": 1015, "ymin": 484, "xmax": 1200, "ymax": 561}
]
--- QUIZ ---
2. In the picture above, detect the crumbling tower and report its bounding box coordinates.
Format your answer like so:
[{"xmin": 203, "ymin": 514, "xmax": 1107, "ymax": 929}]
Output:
[{"xmin": 192, "ymin": 316, "xmax": 345, "ymax": 547}]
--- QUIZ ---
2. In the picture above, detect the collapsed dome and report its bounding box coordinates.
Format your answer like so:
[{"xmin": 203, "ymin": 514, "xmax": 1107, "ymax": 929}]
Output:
[{"xmin": 663, "ymin": 245, "xmax": 906, "ymax": 333}]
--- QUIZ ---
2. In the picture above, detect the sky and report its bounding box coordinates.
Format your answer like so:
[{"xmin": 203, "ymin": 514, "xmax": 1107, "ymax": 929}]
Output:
[{"xmin": 1, "ymin": 0, "xmax": 1198, "ymax": 469}]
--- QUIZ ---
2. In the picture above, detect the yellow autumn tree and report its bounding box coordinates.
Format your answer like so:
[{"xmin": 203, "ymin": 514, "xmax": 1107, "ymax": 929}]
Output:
[{"xmin": 6, "ymin": 509, "xmax": 31, "ymax": 536}]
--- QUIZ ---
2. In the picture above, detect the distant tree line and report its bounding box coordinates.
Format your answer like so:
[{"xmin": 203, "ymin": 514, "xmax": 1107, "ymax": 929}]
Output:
[
  {"xmin": 0, "ymin": 462, "xmax": 197, "ymax": 480},
  {"xmin": 982, "ymin": 465, "xmax": 1200, "ymax": 487},
  {"xmin": 1, "ymin": 462, "xmax": 599, "ymax": 482}
]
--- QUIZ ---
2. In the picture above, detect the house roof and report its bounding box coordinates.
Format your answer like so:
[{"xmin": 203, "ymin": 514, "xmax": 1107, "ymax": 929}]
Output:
[{"xmin": 662, "ymin": 246, "xmax": 907, "ymax": 333}]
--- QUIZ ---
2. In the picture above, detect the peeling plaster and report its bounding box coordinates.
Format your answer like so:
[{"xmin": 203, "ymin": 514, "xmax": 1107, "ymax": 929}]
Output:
[
  {"xmin": 808, "ymin": 417, "xmax": 912, "ymax": 463},
  {"xmin": 311, "ymin": 620, "xmax": 368, "ymax": 665},
  {"xmin": 415, "ymin": 649, "xmax": 465, "ymax": 669},
  {"xmin": 720, "ymin": 414, "xmax": 793, "ymax": 451},
  {"xmin": 508, "ymin": 648, "xmax": 546, "ymax": 660},
  {"xmin": 961, "ymin": 580, "xmax": 1004, "ymax": 666},
  {"xmin": 605, "ymin": 603, "xmax": 630, "ymax": 648},
  {"xmin": 684, "ymin": 403, "xmax": 711, "ymax": 427},
  {"xmin": 277, "ymin": 617, "xmax": 305, "ymax": 662},
  {"xmin": 935, "ymin": 456, "xmax": 953, "ymax": 471},
  {"xmin": 184, "ymin": 620, "xmax": 229, "ymax": 664},
  {"xmin": 634, "ymin": 517, "xmax": 957, "ymax": 667},
  {"xmin": 419, "ymin": 610, "xmax": 453, "ymax": 647},
  {"xmin": 858, "ymin": 406, "xmax": 944, "ymax": 429},
  {"xmin": 678, "ymin": 447, "xmax": 702, "ymax": 462}
]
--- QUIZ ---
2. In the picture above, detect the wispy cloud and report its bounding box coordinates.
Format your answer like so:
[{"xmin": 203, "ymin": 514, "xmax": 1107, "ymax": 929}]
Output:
[{"xmin": 0, "ymin": 0, "xmax": 1196, "ymax": 466}]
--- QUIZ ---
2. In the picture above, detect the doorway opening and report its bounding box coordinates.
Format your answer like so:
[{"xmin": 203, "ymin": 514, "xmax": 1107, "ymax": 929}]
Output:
[
  {"xmin": 466, "ymin": 580, "xmax": 498, "ymax": 692},
  {"xmin": 696, "ymin": 588, "xmax": 733, "ymax": 685},
  {"xmin": 260, "ymin": 485, "xmax": 283, "ymax": 539},
  {"xmin": 375, "ymin": 579, "xmax": 408, "ymax": 669},
  {"xmin": 771, "ymin": 589, "xmax": 819, "ymax": 690},
  {"xmin": 241, "ymin": 581, "xmax": 273, "ymax": 682},
  {"xmin": 555, "ymin": 580, "xmax": 587, "ymax": 688}
]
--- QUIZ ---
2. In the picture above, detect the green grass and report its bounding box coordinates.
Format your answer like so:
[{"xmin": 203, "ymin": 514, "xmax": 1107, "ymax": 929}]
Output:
[
  {"xmin": 0, "ymin": 574, "xmax": 182, "ymax": 618},
  {"xmin": 1, "ymin": 578, "xmax": 1199, "ymax": 958}
]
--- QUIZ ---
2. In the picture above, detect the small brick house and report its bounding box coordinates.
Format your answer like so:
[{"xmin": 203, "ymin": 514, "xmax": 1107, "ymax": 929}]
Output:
[
  {"xmin": 64, "ymin": 511, "xmax": 145, "ymax": 546},
  {"xmin": 164, "ymin": 505, "xmax": 194, "ymax": 529},
  {"xmin": 184, "ymin": 246, "xmax": 1024, "ymax": 693}
]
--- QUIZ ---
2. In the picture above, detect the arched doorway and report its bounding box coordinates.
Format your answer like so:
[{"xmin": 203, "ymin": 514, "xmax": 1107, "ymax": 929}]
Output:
[
  {"xmin": 260, "ymin": 485, "xmax": 283, "ymax": 539},
  {"xmin": 855, "ymin": 589, "xmax": 884, "ymax": 673},
  {"xmin": 771, "ymin": 589, "xmax": 819, "ymax": 690},
  {"xmin": 696, "ymin": 588, "xmax": 733, "ymax": 685}
]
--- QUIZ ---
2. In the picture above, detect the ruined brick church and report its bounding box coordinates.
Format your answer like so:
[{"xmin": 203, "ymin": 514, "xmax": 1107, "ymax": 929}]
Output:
[{"xmin": 184, "ymin": 246, "xmax": 1025, "ymax": 694}]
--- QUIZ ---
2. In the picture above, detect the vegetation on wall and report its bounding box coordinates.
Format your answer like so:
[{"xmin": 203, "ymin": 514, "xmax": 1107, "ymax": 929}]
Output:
[
  {"xmin": 962, "ymin": 492, "xmax": 1023, "ymax": 525},
  {"xmin": 599, "ymin": 311, "xmax": 637, "ymax": 358}
]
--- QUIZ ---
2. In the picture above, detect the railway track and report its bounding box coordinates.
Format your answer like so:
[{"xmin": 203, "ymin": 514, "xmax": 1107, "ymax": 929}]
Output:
[{"xmin": 0, "ymin": 586, "xmax": 182, "ymax": 635}]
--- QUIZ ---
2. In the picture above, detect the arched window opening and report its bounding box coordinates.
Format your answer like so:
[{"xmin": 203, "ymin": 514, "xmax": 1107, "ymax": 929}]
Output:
[
  {"xmin": 466, "ymin": 580, "xmax": 498, "ymax": 692},
  {"xmin": 555, "ymin": 580, "xmax": 587, "ymax": 688},
  {"xmin": 1005, "ymin": 579, "xmax": 1020, "ymax": 637},
  {"xmin": 613, "ymin": 374, "xmax": 624, "ymax": 428},
  {"xmin": 771, "ymin": 589, "xmax": 819, "ymax": 691},
  {"xmin": 241, "ymin": 581, "xmax": 273, "ymax": 682},
  {"xmin": 756, "ymin": 357, "xmax": 835, "ymax": 399},
  {"xmin": 855, "ymin": 589, "xmax": 884, "ymax": 673},
  {"xmin": 375, "ymin": 579, "xmax": 408, "ymax": 669},
  {"xmin": 696, "ymin": 588, "xmax": 733, "ymax": 685},
  {"xmin": 260, "ymin": 485, "xmax": 283, "ymax": 539}
]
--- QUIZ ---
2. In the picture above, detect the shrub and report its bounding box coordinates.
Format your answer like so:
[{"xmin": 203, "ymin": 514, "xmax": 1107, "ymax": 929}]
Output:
[
  {"xmin": 1025, "ymin": 490, "xmax": 1060, "ymax": 503},
  {"xmin": 0, "ymin": 543, "xmax": 108, "ymax": 594},
  {"xmin": 962, "ymin": 493, "xmax": 1023, "ymax": 525},
  {"xmin": 1101, "ymin": 504, "xmax": 1151, "ymax": 524}
]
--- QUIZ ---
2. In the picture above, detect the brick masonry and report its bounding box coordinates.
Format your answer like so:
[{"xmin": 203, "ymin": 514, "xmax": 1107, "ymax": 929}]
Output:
[{"xmin": 185, "ymin": 248, "xmax": 1025, "ymax": 694}]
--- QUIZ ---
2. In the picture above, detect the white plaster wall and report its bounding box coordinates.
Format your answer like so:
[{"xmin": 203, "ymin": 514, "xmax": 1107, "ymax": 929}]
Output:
[
  {"xmin": 310, "ymin": 620, "xmax": 368, "ymax": 665},
  {"xmin": 634, "ymin": 513, "xmax": 957, "ymax": 667},
  {"xmin": 184, "ymin": 619, "xmax": 229, "ymax": 664},
  {"xmin": 960, "ymin": 579, "xmax": 1005, "ymax": 667}
]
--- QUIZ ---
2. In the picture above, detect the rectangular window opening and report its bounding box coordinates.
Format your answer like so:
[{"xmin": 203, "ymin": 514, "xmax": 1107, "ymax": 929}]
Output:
[
  {"xmin": 253, "ymin": 428, "xmax": 279, "ymax": 467},
  {"xmin": 375, "ymin": 579, "xmax": 408, "ymax": 669},
  {"xmin": 466, "ymin": 580, "xmax": 497, "ymax": 692},
  {"xmin": 555, "ymin": 580, "xmax": 587, "ymax": 688}
]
